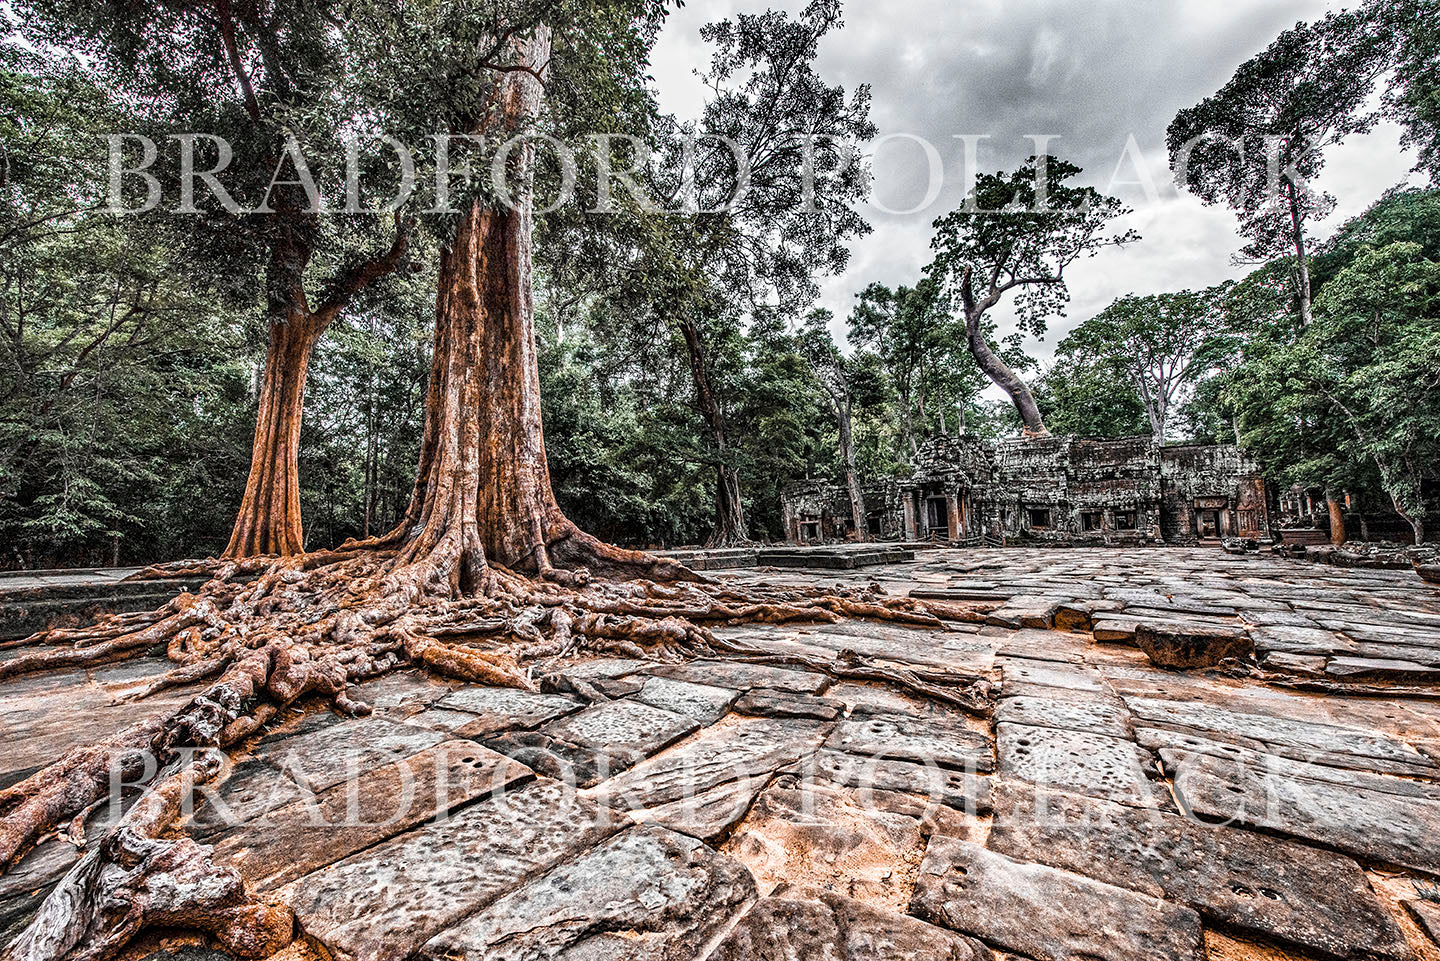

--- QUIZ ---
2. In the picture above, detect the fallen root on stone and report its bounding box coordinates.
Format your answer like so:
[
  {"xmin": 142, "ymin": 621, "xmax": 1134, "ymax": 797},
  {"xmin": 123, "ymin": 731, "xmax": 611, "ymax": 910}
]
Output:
[
  {"xmin": 2, "ymin": 752, "xmax": 293, "ymax": 961},
  {"xmin": 0, "ymin": 545, "xmax": 989, "ymax": 882}
]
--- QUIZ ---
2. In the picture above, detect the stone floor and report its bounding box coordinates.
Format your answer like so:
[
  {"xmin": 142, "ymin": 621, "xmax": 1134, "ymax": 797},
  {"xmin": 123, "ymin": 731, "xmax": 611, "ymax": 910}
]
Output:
[{"xmin": 3, "ymin": 547, "xmax": 1440, "ymax": 961}]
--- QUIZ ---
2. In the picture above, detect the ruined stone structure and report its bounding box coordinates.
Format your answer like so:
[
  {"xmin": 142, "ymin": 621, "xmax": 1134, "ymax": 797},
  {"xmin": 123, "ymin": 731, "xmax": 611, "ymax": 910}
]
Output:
[
  {"xmin": 784, "ymin": 435, "xmax": 1271, "ymax": 547},
  {"xmin": 780, "ymin": 480, "xmax": 905, "ymax": 544},
  {"xmin": 901, "ymin": 435, "xmax": 1269, "ymax": 546}
]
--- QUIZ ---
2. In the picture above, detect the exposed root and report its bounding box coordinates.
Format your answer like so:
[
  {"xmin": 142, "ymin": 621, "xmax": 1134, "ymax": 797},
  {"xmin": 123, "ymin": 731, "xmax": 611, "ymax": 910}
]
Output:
[
  {"xmin": 1, "ymin": 752, "xmax": 293, "ymax": 961},
  {"xmin": 0, "ymin": 537, "xmax": 990, "ymax": 959}
]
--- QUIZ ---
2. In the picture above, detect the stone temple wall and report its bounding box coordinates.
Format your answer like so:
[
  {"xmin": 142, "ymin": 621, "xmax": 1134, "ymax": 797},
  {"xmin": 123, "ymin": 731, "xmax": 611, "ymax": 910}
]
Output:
[
  {"xmin": 780, "ymin": 480, "xmax": 905, "ymax": 544},
  {"xmin": 883, "ymin": 434, "xmax": 1268, "ymax": 547}
]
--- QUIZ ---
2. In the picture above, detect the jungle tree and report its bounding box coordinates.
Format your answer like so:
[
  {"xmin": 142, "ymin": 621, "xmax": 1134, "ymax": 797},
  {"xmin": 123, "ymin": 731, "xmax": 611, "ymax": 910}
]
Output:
[
  {"xmin": 1167, "ymin": 7, "xmax": 1395, "ymax": 328},
  {"xmin": 928, "ymin": 157, "xmax": 1137, "ymax": 437},
  {"xmin": 17, "ymin": 0, "xmax": 415, "ymax": 559},
  {"xmin": 797, "ymin": 310, "xmax": 877, "ymax": 537},
  {"xmin": 649, "ymin": 0, "xmax": 876, "ymax": 546},
  {"xmin": 1060, "ymin": 290, "xmax": 1228, "ymax": 444}
]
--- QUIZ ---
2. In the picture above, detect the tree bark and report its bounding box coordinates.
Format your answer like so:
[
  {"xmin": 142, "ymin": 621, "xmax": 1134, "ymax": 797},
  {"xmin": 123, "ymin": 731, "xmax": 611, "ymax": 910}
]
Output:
[
  {"xmin": 1326, "ymin": 491, "xmax": 1347, "ymax": 546},
  {"xmin": 224, "ymin": 308, "xmax": 323, "ymax": 558},
  {"xmin": 1286, "ymin": 179, "xmax": 1314, "ymax": 329},
  {"xmin": 389, "ymin": 27, "xmax": 693, "ymax": 587},
  {"xmin": 834, "ymin": 394, "xmax": 867, "ymax": 541},
  {"xmin": 964, "ymin": 308, "xmax": 1049, "ymax": 437},
  {"xmin": 679, "ymin": 317, "xmax": 750, "ymax": 548},
  {"xmin": 225, "ymin": 208, "xmax": 410, "ymax": 559}
]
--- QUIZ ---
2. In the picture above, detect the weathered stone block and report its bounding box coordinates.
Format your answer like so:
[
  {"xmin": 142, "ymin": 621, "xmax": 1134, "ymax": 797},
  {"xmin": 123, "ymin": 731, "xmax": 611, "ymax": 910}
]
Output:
[
  {"xmin": 1135, "ymin": 622, "xmax": 1254, "ymax": 669},
  {"xmin": 708, "ymin": 885, "xmax": 993, "ymax": 961},
  {"xmin": 290, "ymin": 781, "xmax": 617, "ymax": 961},
  {"xmin": 634, "ymin": 675, "xmax": 739, "ymax": 724},
  {"xmin": 911, "ymin": 837, "xmax": 1205, "ymax": 961},
  {"xmin": 997, "ymin": 723, "xmax": 1161, "ymax": 808},
  {"xmin": 989, "ymin": 783, "xmax": 1413, "ymax": 960},
  {"xmin": 417, "ymin": 825, "xmax": 754, "ymax": 961},
  {"xmin": 825, "ymin": 710, "xmax": 993, "ymax": 772}
]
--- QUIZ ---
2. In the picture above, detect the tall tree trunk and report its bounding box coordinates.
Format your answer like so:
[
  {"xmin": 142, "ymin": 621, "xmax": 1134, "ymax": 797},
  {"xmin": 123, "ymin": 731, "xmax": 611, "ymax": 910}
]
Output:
[
  {"xmin": 224, "ymin": 308, "xmax": 324, "ymax": 558},
  {"xmin": 964, "ymin": 309, "xmax": 1048, "ymax": 437},
  {"xmin": 1326, "ymin": 491, "xmax": 1347, "ymax": 546},
  {"xmin": 389, "ymin": 28, "xmax": 692, "ymax": 588},
  {"xmin": 1391, "ymin": 494, "xmax": 1426, "ymax": 547},
  {"xmin": 834, "ymin": 394, "xmax": 867, "ymax": 541},
  {"xmin": 680, "ymin": 317, "xmax": 749, "ymax": 548},
  {"xmin": 1286, "ymin": 179, "xmax": 1314, "ymax": 329},
  {"xmin": 899, "ymin": 383, "xmax": 917, "ymax": 456}
]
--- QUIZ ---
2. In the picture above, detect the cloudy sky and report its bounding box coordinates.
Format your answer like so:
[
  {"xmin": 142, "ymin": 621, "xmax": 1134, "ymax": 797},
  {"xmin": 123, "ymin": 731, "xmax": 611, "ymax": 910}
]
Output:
[{"xmin": 649, "ymin": 0, "xmax": 1423, "ymax": 370}]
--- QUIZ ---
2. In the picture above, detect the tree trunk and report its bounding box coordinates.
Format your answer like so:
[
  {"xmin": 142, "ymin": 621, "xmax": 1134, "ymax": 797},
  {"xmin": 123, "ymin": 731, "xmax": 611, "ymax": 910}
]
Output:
[
  {"xmin": 390, "ymin": 27, "xmax": 693, "ymax": 587},
  {"xmin": 1326, "ymin": 491, "xmax": 1347, "ymax": 546},
  {"xmin": 835, "ymin": 395, "xmax": 868, "ymax": 541},
  {"xmin": 964, "ymin": 309, "xmax": 1049, "ymax": 437},
  {"xmin": 1286, "ymin": 179, "xmax": 1314, "ymax": 329},
  {"xmin": 224, "ymin": 309, "xmax": 324, "ymax": 558},
  {"xmin": 679, "ymin": 317, "xmax": 749, "ymax": 548},
  {"xmin": 1391, "ymin": 493, "xmax": 1426, "ymax": 547}
]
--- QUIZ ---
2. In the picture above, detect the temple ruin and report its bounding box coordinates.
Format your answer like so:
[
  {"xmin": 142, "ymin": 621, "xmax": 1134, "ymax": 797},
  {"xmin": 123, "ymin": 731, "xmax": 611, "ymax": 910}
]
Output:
[{"xmin": 783, "ymin": 435, "xmax": 1271, "ymax": 547}]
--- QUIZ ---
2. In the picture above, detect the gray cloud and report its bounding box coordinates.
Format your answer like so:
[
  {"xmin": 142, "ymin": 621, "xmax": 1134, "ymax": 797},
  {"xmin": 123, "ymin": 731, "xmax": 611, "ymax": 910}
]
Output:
[{"xmin": 650, "ymin": 0, "xmax": 1422, "ymax": 373}]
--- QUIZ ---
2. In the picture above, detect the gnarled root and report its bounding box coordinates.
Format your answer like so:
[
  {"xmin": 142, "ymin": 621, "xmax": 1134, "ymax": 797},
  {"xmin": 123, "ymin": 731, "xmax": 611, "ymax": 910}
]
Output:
[
  {"xmin": 1, "ymin": 753, "xmax": 293, "ymax": 961},
  {"xmin": 0, "ymin": 536, "xmax": 992, "ymax": 961}
]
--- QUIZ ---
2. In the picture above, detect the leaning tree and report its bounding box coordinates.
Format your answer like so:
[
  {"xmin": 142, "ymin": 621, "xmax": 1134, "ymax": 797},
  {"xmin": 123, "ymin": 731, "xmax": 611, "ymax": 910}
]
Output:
[
  {"xmin": 927, "ymin": 157, "xmax": 1137, "ymax": 438},
  {"xmin": 19, "ymin": 0, "xmax": 415, "ymax": 560},
  {"xmin": 0, "ymin": 5, "xmax": 984, "ymax": 958}
]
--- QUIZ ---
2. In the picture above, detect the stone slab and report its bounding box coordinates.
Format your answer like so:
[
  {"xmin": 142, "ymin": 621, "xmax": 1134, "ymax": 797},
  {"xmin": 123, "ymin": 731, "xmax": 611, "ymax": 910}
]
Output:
[
  {"xmin": 1125, "ymin": 697, "xmax": 1434, "ymax": 771},
  {"xmin": 590, "ymin": 715, "xmax": 831, "ymax": 811},
  {"xmin": 254, "ymin": 716, "xmax": 449, "ymax": 794},
  {"xmin": 432, "ymin": 687, "xmax": 580, "ymax": 739},
  {"xmin": 995, "ymin": 693, "xmax": 1133, "ymax": 738},
  {"xmin": 735, "ymin": 688, "xmax": 845, "ymax": 721},
  {"xmin": 542, "ymin": 697, "xmax": 699, "ymax": 755},
  {"xmin": 1136, "ymin": 622, "xmax": 1254, "ymax": 669},
  {"xmin": 707, "ymin": 885, "xmax": 993, "ymax": 961},
  {"xmin": 633, "ymin": 675, "xmax": 739, "ymax": 724},
  {"xmin": 213, "ymin": 741, "xmax": 530, "ymax": 891},
  {"xmin": 825, "ymin": 711, "xmax": 993, "ymax": 773},
  {"xmin": 290, "ymin": 780, "xmax": 618, "ymax": 961},
  {"xmin": 187, "ymin": 757, "xmax": 308, "ymax": 836},
  {"xmin": 417, "ymin": 825, "xmax": 754, "ymax": 961},
  {"xmin": 1172, "ymin": 750, "xmax": 1440, "ymax": 876},
  {"xmin": 998, "ymin": 659, "xmax": 1107, "ymax": 695},
  {"xmin": 647, "ymin": 659, "xmax": 830, "ymax": 694},
  {"xmin": 911, "ymin": 837, "xmax": 1205, "ymax": 961},
  {"xmin": 801, "ymin": 748, "xmax": 991, "ymax": 814},
  {"xmin": 997, "ymin": 722, "xmax": 1162, "ymax": 807},
  {"xmin": 722, "ymin": 777, "xmax": 929, "ymax": 911},
  {"xmin": 989, "ymin": 783, "xmax": 1411, "ymax": 960},
  {"xmin": 630, "ymin": 775, "xmax": 768, "ymax": 841}
]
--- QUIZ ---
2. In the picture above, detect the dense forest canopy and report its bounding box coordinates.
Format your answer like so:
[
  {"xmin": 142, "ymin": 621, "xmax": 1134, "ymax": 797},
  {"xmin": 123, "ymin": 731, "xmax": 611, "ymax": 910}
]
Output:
[{"xmin": 2, "ymin": 0, "xmax": 1438, "ymax": 567}]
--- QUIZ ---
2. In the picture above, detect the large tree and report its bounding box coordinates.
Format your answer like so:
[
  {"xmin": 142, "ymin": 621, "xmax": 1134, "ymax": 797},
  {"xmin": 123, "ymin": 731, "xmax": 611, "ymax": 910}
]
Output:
[
  {"xmin": 798, "ymin": 310, "xmax": 874, "ymax": 538},
  {"xmin": 1060, "ymin": 290, "xmax": 1227, "ymax": 443},
  {"xmin": 928, "ymin": 157, "xmax": 1137, "ymax": 437},
  {"xmin": 19, "ymin": 0, "xmax": 415, "ymax": 560},
  {"xmin": 652, "ymin": 0, "xmax": 875, "ymax": 546},
  {"xmin": 1167, "ymin": 8, "xmax": 1394, "ymax": 328},
  {"xmin": 0, "ymin": 8, "xmax": 973, "ymax": 957}
]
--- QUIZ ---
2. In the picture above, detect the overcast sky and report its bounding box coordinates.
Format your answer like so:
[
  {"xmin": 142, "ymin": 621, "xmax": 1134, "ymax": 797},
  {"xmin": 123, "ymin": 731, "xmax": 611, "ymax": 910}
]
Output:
[{"xmin": 649, "ymin": 0, "xmax": 1424, "ymax": 371}]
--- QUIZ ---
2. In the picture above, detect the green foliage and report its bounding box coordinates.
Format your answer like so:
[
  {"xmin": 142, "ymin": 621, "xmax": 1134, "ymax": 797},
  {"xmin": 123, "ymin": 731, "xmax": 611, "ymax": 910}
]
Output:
[
  {"xmin": 929, "ymin": 157, "xmax": 1137, "ymax": 340},
  {"xmin": 1167, "ymin": 7, "xmax": 1393, "ymax": 267},
  {"xmin": 1057, "ymin": 290, "xmax": 1230, "ymax": 442}
]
